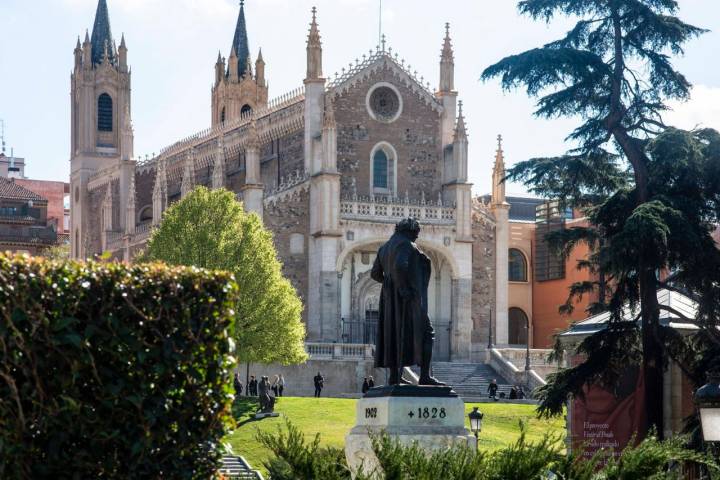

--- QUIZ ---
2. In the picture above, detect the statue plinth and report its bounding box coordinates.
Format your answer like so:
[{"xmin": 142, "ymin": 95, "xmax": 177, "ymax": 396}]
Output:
[{"xmin": 345, "ymin": 386, "xmax": 475, "ymax": 476}]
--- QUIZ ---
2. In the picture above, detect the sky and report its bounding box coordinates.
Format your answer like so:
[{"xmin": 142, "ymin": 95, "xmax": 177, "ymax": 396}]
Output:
[{"xmin": 0, "ymin": 0, "xmax": 718, "ymax": 196}]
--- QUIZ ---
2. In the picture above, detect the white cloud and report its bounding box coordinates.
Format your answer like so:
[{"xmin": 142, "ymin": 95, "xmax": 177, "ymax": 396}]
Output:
[{"xmin": 666, "ymin": 85, "xmax": 720, "ymax": 131}]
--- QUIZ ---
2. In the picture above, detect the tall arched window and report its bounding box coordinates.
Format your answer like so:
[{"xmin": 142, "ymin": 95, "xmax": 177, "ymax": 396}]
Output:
[
  {"xmin": 370, "ymin": 143, "xmax": 396, "ymax": 195},
  {"xmin": 509, "ymin": 248, "xmax": 528, "ymax": 282},
  {"xmin": 373, "ymin": 149, "xmax": 388, "ymax": 189},
  {"xmin": 221, "ymin": 107, "xmax": 226, "ymax": 123},
  {"xmin": 98, "ymin": 93, "xmax": 113, "ymax": 132},
  {"xmin": 508, "ymin": 307, "xmax": 529, "ymax": 345}
]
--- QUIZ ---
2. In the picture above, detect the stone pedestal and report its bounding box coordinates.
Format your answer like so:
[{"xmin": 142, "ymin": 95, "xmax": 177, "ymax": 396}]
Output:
[
  {"xmin": 345, "ymin": 385, "xmax": 475, "ymax": 476},
  {"xmin": 254, "ymin": 412, "xmax": 279, "ymax": 420}
]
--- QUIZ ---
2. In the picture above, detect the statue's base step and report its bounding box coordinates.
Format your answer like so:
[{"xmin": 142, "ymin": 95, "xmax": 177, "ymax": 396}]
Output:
[
  {"xmin": 254, "ymin": 412, "xmax": 280, "ymax": 420},
  {"xmin": 345, "ymin": 394, "xmax": 474, "ymax": 476}
]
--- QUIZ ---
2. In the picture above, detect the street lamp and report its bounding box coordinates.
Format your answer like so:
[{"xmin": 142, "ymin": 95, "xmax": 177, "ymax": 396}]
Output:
[
  {"xmin": 468, "ymin": 406, "xmax": 484, "ymax": 448},
  {"xmin": 696, "ymin": 371, "xmax": 720, "ymax": 442},
  {"xmin": 524, "ymin": 315, "xmax": 531, "ymax": 372}
]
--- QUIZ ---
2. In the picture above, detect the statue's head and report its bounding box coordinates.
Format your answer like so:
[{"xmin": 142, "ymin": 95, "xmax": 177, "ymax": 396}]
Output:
[{"xmin": 395, "ymin": 217, "xmax": 421, "ymax": 241}]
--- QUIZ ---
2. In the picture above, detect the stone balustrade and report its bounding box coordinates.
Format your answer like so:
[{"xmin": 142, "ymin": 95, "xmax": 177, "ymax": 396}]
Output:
[
  {"xmin": 340, "ymin": 196, "xmax": 455, "ymax": 225},
  {"xmin": 306, "ymin": 342, "xmax": 375, "ymax": 360}
]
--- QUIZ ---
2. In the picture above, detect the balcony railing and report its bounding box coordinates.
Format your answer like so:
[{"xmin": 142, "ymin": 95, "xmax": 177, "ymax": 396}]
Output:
[
  {"xmin": 340, "ymin": 195, "xmax": 455, "ymax": 225},
  {"xmin": 305, "ymin": 342, "xmax": 375, "ymax": 360}
]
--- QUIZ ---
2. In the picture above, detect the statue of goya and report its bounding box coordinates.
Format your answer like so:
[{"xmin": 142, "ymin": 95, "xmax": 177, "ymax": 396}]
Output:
[{"xmin": 371, "ymin": 218, "xmax": 445, "ymax": 386}]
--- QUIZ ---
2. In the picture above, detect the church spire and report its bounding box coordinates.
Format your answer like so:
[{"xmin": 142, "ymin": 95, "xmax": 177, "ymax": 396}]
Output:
[
  {"xmin": 439, "ymin": 22, "xmax": 455, "ymax": 93},
  {"xmin": 454, "ymin": 100, "xmax": 467, "ymax": 141},
  {"xmin": 230, "ymin": 0, "xmax": 251, "ymax": 79},
  {"xmin": 492, "ymin": 134, "xmax": 507, "ymax": 205},
  {"xmin": 90, "ymin": 0, "xmax": 114, "ymax": 66},
  {"xmin": 306, "ymin": 7, "xmax": 323, "ymax": 81}
]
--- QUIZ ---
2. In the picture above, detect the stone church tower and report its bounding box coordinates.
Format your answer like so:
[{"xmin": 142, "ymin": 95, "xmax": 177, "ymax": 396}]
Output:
[
  {"xmin": 210, "ymin": 0, "xmax": 268, "ymax": 126},
  {"xmin": 70, "ymin": 0, "xmax": 134, "ymax": 259}
]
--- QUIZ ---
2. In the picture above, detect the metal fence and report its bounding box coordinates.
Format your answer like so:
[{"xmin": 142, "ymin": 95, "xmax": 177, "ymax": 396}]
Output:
[{"xmin": 341, "ymin": 318, "xmax": 378, "ymax": 345}]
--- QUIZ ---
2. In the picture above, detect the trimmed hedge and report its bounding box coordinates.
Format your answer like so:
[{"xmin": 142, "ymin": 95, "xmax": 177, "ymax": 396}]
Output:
[{"xmin": 0, "ymin": 254, "xmax": 239, "ymax": 479}]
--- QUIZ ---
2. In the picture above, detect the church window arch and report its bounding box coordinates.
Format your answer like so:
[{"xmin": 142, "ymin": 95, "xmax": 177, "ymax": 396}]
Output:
[
  {"xmin": 241, "ymin": 104, "xmax": 252, "ymax": 116},
  {"xmin": 221, "ymin": 107, "xmax": 226, "ymax": 123},
  {"xmin": 138, "ymin": 205, "xmax": 153, "ymax": 224},
  {"xmin": 508, "ymin": 307, "xmax": 529, "ymax": 345},
  {"xmin": 509, "ymin": 248, "xmax": 528, "ymax": 282},
  {"xmin": 370, "ymin": 142, "xmax": 397, "ymax": 196},
  {"xmin": 98, "ymin": 93, "xmax": 113, "ymax": 132}
]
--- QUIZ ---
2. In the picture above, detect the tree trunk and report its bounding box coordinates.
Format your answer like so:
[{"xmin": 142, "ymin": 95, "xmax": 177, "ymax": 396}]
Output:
[
  {"xmin": 608, "ymin": 4, "xmax": 664, "ymax": 438},
  {"xmin": 640, "ymin": 269, "xmax": 664, "ymax": 439}
]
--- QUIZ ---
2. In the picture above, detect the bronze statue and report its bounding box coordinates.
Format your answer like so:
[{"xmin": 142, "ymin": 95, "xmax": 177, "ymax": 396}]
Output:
[
  {"xmin": 257, "ymin": 376, "xmax": 275, "ymax": 413},
  {"xmin": 371, "ymin": 218, "xmax": 445, "ymax": 386}
]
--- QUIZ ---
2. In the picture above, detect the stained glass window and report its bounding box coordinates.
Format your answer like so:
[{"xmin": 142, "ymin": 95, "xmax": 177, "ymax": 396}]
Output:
[{"xmin": 373, "ymin": 149, "xmax": 388, "ymax": 189}]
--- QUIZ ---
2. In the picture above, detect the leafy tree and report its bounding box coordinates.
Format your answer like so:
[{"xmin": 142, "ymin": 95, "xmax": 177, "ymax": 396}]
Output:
[
  {"xmin": 482, "ymin": 0, "xmax": 720, "ymax": 436},
  {"xmin": 146, "ymin": 186, "xmax": 308, "ymax": 366}
]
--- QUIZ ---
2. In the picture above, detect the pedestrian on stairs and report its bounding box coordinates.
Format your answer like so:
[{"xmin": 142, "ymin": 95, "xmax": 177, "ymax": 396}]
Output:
[{"xmin": 488, "ymin": 379, "xmax": 498, "ymax": 400}]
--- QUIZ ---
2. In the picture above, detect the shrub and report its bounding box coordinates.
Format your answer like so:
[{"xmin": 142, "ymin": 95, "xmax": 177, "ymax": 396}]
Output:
[
  {"xmin": 256, "ymin": 420, "xmax": 355, "ymax": 480},
  {"xmin": 0, "ymin": 254, "xmax": 239, "ymax": 479},
  {"xmin": 260, "ymin": 421, "xmax": 719, "ymax": 479}
]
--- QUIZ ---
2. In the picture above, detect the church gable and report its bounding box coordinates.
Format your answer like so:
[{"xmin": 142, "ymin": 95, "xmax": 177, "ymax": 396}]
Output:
[
  {"xmin": 333, "ymin": 62, "xmax": 444, "ymax": 203},
  {"xmin": 328, "ymin": 50, "xmax": 442, "ymax": 114}
]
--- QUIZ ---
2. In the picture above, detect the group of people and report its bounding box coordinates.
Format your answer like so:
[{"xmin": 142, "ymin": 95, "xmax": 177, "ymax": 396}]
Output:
[
  {"xmin": 234, "ymin": 373, "xmax": 285, "ymax": 397},
  {"xmin": 487, "ymin": 379, "xmax": 526, "ymax": 400},
  {"xmin": 361, "ymin": 376, "xmax": 376, "ymax": 394}
]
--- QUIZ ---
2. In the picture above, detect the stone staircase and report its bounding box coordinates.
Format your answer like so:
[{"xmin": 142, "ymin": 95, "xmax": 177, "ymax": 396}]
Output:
[
  {"xmin": 219, "ymin": 455, "xmax": 264, "ymax": 479},
  {"xmin": 416, "ymin": 362, "xmax": 516, "ymax": 398}
]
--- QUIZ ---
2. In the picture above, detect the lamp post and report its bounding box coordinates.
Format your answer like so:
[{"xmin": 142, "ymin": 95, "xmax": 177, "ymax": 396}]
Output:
[
  {"xmin": 525, "ymin": 316, "xmax": 531, "ymax": 372},
  {"xmin": 468, "ymin": 406, "xmax": 484, "ymax": 449},
  {"xmin": 696, "ymin": 371, "xmax": 720, "ymax": 443},
  {"xmin": 488, "ymin": 307, "xmax": 493, "ymax": 349}
]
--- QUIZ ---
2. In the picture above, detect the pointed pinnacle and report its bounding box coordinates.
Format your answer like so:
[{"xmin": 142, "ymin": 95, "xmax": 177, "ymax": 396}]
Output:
[
  {"xmin": 84, "ymin": 29, "xmax": 90, "ymax": 44},
  {"xmin": 76, "ymin": 36, "xmax": 81, "ymax": 49},
  {"xmin": 257, "ymin": 47, "xmax": 264, "ymax": 62},
  {"xmin": 120, "ymin": 33, "xmax": 126, "ymax": 49}
]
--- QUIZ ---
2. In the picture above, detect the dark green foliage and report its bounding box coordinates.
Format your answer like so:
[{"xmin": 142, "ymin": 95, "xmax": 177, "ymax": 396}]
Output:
[
  {"xmin": 0, "ymin": 254, "xmax": 239, "ymax": 479},
  {"xmin": 483, "ymin": 0, "xmax": 719, "ymax": 434},
  {"xmin": 256, "ymin": 420, "xmax": 355, "ymax": 480},
  {"xmin": 259, "ymin": 421, "xmax": 717, "ymax": 479}
]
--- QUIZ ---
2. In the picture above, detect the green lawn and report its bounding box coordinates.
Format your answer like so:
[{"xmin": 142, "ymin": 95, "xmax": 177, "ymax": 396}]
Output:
[{"xmin": 224, "ymin": 396, "xmax": 565, "ymax": 472}]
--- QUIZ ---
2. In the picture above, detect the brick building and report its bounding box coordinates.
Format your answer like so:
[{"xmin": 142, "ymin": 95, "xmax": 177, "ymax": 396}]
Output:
[
  {"xmin": 70, "ymin": 0, "xmax": 592, "ymax": 379},
  {"xmin": 0, "ymin": 178, "xmax": 58, "ymax": 255}
]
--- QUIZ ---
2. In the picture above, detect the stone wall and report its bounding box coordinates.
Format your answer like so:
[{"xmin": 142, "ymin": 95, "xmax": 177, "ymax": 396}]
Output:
[
  {"xmin": 259, "ymin": 130, "xmax": 305, "ymax": 192},
  {"xmin": 134, "ymin": 169, "xmax": 155, "ymax": 220},
  {"xmin": 334, "ymin": 67, "xmax": 443, "ymax": 203},
  {"xmin": 264, "ymin": 186, "xmax": 311, "ymax": 320},
  {"xmin": 239, "ymin": 358, "xmax": 385, "ymax": 398},
  {"xmin": 471, "ymin": 204, "xmax": 496, "ymax": 345}
]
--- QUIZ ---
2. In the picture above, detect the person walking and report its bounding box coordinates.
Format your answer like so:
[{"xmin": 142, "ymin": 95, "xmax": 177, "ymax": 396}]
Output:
[
  {"xmin": 233, "ymin": 372, "xmax": 243, "ymax": 396},
  {"xmin": 488, "ymin": 379, "xmax": 498, "ymax": 399},
  {"xmin": 249, "ymin": 376, "xmax": 258, "ymax": 396},
  {"xmin": 361, "ymin": 377, "xmax": 370, "ymax": 395},
  {"xmin": 278, "ymin": 374, "xmax": 285, "ymax": 397},
  {"xmin": 271, "ymin": 375, "xmax": 279, "ymax": 397},
  {"xmin": 313, "ymin": 372, "xmax": 324, "ymax": 398},
  {"xmin": 368, "ymin": 376, "xmax": 375, "ymax": 389}
]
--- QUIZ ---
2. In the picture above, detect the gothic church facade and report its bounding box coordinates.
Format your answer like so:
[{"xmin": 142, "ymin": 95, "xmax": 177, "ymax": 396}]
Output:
[{"xmin": 70, "ymin": 0, "xmax": 534, "ymax": 361}]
